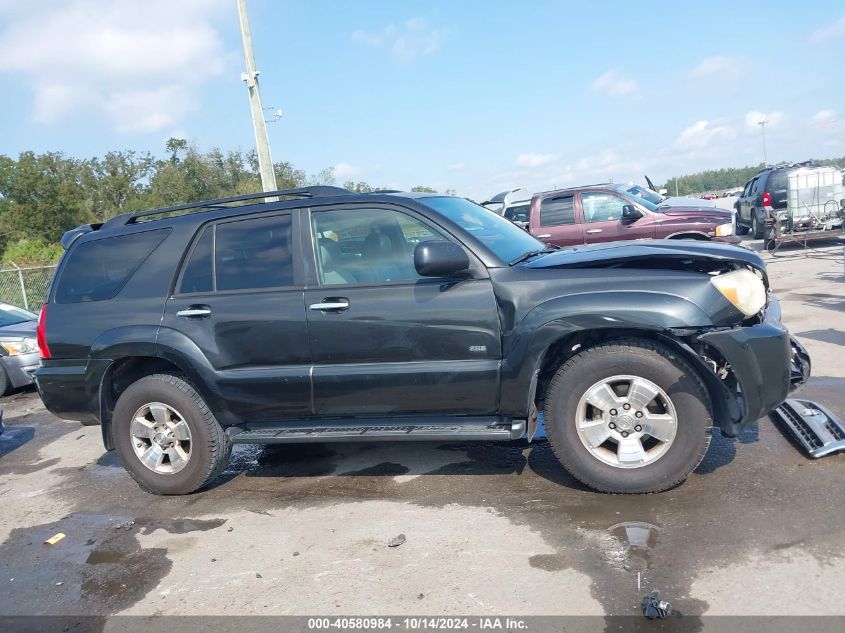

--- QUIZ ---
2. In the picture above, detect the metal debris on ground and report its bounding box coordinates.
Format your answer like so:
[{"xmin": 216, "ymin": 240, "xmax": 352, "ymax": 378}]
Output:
[
  {"xmin": 387, "ymin": 534, "xmax": 406, "ymax": 548},
  {"xmin": 641, "ymin": 589, "xmax": 682, "ymax": 619},
  {"xmin": 44, "ymin": 533, "xmax": 65, "ymax": 545},
  {"xmin": 772, "ymin": 399, "xmax": 845, "ymax": 458}
]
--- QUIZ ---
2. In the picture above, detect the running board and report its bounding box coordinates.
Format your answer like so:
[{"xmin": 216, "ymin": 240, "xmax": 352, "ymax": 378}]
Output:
[
  {"xmin": 227, "ymin": 418, "xmax": 525, "ymax": 444},
  {"xmin": 772, "ymin": 399, "xmax": 845, "ymax": 458}
]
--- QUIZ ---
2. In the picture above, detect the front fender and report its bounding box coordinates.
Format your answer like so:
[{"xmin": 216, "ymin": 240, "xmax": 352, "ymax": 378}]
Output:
[{"xmin": 498, "ymin": 291, "xmax": 717, "ymax": 416}]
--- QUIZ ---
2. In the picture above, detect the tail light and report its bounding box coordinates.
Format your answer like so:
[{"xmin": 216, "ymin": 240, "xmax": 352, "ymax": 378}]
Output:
[
  {"xmin": 37, "ymin": 305, "xmax": 51, "ymax": 359},
  {"xmin": 762, "ymin": 191, "xmax": 772, "ymax": 207}
]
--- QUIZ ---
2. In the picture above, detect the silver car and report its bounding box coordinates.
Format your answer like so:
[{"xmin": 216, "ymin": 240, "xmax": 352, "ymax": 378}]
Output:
[{"xmin": 0, "ymin": 303, "xmax": 39, "ymax": 396}]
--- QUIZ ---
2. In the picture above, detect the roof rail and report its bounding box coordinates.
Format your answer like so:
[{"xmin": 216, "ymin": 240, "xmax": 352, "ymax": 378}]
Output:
[{"xmin": 111, "ymin": 185, "xmax": 353, "ymax": 226}]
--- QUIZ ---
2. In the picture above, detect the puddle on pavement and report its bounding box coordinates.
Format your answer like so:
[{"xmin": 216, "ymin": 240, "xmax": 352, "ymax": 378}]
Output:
[{"xmin": 0, "ymin": 512, "xmax": 229, "ymax": 616}]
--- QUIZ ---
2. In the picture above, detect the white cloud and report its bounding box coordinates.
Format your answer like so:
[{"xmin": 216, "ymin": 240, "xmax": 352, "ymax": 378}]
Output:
[
  {"xmin": 689, "ymin": 55, "xmax": 743, "ymax": 80},
  {"xmin": 352, "ymin": 17, "xmax": 447, "ymax": 62},
  {"xmin": 809, "ymin": 15, "xmax": 845, "ymax": 44},
  {"xmin": 515, "ymin": 153, "xmax": 557, "ymax": 168},
  {"xmin": 674, "ymin": 120, "xmax": 737, "ymax": 150},
  {"xmin": 809, "ymin": 110, "xmax": 840, "ymax": 133},
  {"xmin": 745, "ymin": 110, "xmax": 785, "ymax": 131},
  {"xmin": 447, "ymin": 162, "xmax": 466, "ymax": 171},
  {"xmin": 591, "ymin": 70, "xmax": 638, "ymax": 98},
  {"xmin": 333, "ymin": 162, "xmax": 363, "ymax": 179},
  {"xmin": 0, "ymin": 0, "xmax": 230, "ymax": 132}
]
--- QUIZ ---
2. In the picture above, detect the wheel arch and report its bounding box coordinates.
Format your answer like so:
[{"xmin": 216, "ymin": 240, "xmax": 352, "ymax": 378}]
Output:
[{"xmin": 530, "ymin": 328, "xmax": 736, "ymax": 433}]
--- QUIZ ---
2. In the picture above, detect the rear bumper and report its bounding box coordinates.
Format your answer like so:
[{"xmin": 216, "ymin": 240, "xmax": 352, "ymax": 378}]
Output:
[
  {"xmin": 1, "ymin": 352, "xmax": 40, "ymax": 389},
  {"xmin": 697, "ymin": 295, "xmax": 808, "ymax": 436},
  {"xmin": 34, "ymin": 359, "xmax": 107, "ymax": 425}
]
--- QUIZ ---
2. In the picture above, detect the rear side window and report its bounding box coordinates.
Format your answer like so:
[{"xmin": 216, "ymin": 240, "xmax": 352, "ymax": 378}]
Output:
[
  {"xmin": 540, "ymin": 196, "xmax": 576, "ymax": 226},
  {"xmin": 55, "ymin": 229, "xmax": 170, "ymax": 303},
  {"xmin": 215, "ymin": 214, "xmax": 293, "ymax": 291},
  {"xmin": 179, "ymin": 226, "xmax": 213, "ymax": 294}
]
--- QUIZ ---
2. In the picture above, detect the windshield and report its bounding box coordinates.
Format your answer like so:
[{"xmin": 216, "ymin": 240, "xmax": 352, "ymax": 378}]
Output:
[
  {"xmin": 615, "ymin": 186, "xmax": 660, "ymax": 212},
  {"xmin": 619, "ymin": 184, "xmax": 663, "ymax": 207},
  {"xmin": 420, "ymin": 196, "xmax": 544, "ymax": 264},
  {"xmin": 0, "ymin": 303, "xmax": 37, "ymax": 327}
]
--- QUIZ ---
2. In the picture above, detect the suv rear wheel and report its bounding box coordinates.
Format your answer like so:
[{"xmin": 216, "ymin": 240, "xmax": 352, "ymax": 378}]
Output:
[
  {"xmin": 543, "ymin": 339, "xmax": 712, "ymax": 493},
  {"xmin": 112, "ymin": 374, "xmax": 231, "ymax": 495},
  {"xmin": 751, "ymin": 210, "xmax": 764, "ymax": 239}
]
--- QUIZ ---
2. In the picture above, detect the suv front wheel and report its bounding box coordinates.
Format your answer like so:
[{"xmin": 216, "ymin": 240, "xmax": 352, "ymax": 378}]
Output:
[
  {"xmin": 543, "ymin": 339, "xmax": 712, "ymax": 493},
  {"xmin": 112, "ymin": 374, "xmax": 231, "ymax": 495}
]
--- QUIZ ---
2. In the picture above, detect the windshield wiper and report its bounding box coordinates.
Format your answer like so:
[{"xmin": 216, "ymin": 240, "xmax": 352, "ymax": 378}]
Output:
[{"xmin": 509, "ymin": 248, "xmax": 557, "ymax": 266}]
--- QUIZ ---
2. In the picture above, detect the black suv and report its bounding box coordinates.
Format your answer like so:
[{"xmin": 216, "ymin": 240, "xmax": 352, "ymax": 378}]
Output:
[
  {"xmin": 734, "ymin": 162, "xmax": 813, "ymax": 238},
  {"xmin": 35, "ymin": 187, "xmax": 809, "ymax": 495}
]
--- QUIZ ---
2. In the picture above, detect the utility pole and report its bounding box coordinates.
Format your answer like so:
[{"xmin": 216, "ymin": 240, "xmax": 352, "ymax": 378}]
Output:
[
  {"xmin": 236, "ymin": 0, "xmax": 277, "ymax": 193},
  {"xmin": 758, "ymin": 119, "xmax": 768, "ymax": 166}
]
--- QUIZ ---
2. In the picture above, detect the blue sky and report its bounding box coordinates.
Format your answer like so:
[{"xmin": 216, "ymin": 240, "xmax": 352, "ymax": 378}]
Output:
[{"xmin": 1, "ymin": 0, "xmax": 844, "ymax": 199}]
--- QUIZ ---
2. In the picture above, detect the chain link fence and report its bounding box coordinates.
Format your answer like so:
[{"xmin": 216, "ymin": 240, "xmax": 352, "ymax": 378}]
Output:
[{"xmin": 0, "ymin": 264, "xmax": 58, "ymax": 311}]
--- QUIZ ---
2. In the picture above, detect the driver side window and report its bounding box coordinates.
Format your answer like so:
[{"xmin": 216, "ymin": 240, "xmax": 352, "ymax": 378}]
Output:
[
  {"xmin": 311, "ymin": 208, "xmax": 444, "ymax": 286},
  {"xmin": 580, "ymin": 193, "xmax": 627, "ymax": 223}
]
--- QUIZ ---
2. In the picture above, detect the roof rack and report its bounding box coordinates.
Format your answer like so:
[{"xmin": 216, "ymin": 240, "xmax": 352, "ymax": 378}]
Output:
[{"xmin": 110, "ymin": 185, "xmax": 354, "ymax": 226}]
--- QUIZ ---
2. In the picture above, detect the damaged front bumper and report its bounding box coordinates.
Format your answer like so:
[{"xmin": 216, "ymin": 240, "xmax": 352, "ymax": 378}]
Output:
[{"xmin": 696, "ymin": 295, "xmax": 810, "ymax": 437}]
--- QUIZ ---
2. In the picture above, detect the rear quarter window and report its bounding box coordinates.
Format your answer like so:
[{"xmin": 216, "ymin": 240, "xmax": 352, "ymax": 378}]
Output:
[{"xmin": 54, "ymin": 229, "xmax": 170, "ymax": 303}]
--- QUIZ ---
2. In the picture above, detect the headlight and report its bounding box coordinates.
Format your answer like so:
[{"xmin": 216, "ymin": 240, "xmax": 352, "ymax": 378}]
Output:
[
  {"xmin": 715, "ymin": 222, "xmax": 734, "ymax": 236},
  {"xmin": 711, "ymin": 268, "xmax": 766, "ymax": 317},
  {"xmin": 0, "ymin": 337, "xmax": 38, "ymax": 356}
]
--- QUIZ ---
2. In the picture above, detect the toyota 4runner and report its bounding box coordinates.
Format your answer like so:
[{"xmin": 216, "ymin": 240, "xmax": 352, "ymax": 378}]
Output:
[{"xmin": 35, "ymin": 187, "xmax": 810, "ymax": 495}]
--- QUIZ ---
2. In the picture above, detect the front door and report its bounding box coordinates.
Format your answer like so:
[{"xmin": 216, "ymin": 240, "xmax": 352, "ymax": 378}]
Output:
[
  {"xmin": 304, "ymin": 204, "xmax": 502, "ymax": 417},
  {"xmin": 160, "ymin": 210, "xmax": 311, "ymax": 422},
  {"xmin": 578, "ymin": 192, "xmax": 655, "ymax": 243}
]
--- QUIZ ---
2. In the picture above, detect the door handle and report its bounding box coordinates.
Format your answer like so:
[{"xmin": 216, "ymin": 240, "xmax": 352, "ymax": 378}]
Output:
[
  {"xmin": 586, "ymin": 228, "xmax": 603, "ymax": 234},
  {"xmin": 309, "ymin": 299, "xmax": 349, "ymax": 312},
  {"xmin": 536, "ymin": 234, "xmax": 551, "ymax": 239},
  {"xmin": 176, "ymin": 306, "xmax": 211, "ymax": 318}
]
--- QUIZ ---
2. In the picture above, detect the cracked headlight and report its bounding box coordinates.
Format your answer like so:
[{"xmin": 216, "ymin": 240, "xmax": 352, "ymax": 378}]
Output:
[
  {"xmin": 0, "ymin": 337, "xmax": 38, "ymax": 356},
  {"xmin": 711, "ymin": 268, "xmax": 766, "ymax": 317}
]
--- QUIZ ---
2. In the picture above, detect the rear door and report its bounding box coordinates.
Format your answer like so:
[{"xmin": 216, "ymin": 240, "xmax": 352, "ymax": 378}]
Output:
[
  {"xmin": 303, "ymin": 204, "xmax": 501, "ymax": 417},
  {"xmin": 160, "ymin": 210, "xmax": 311, "ymax": 422},
  {"xmin": 578, "ymin": 191, "xmax": 655, "ymax": 243},
  {"xmin": 530, "ymin": 194, "xmax": 584, "ymax": 246}
]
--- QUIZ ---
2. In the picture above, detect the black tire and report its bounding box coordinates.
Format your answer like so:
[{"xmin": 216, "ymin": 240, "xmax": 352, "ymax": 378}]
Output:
[
  {"xmin": 735, "ymin": 222, "xmax": 750, "ymax": 236},
  {"xmin": 751, "ymin": 210, "xmax": 764, "ymax": 239},
  {"xmin": 543, "ymin": 339, "xmax": 712, "ymax": 494},
  {"xmin": 112, "ymin": 374, "xmax": 231, "ymax": 495}
]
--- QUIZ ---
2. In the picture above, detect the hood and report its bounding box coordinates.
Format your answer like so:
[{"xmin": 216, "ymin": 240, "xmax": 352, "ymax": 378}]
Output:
[
  {"xmin": 523, "ymin": 239, "xmax": 766, "ymax": 282},
  {"xmin": 0, "ymin": 320, "xmax": 37, "ymax": 339},
  {"xmin": 660, "ymin": 196, "xmax": 717, "ymax": 209}
]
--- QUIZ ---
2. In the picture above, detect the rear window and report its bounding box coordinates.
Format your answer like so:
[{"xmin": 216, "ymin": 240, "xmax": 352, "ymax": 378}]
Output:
[
  {"xmin": 767, "ymin": 170, "xmax": 788, "ymax": 193},
  {"xmin": 540, "ymin": 196, "xmax": 576, "ymax": 226},
  {"xmin": 55, "ymin": 229, "xmax": 170, "ymax": 303}
]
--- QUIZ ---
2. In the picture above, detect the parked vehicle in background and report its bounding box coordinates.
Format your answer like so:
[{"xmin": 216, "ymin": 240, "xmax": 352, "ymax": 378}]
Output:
[
  {"xmin": 0, "ymin": 303, "xmax": 39, "ymax": 396},
  {"xmin": 641, "ymin": 176, "xmax": 718, "ymax": 209},
  {"xmin": 734, "ymin": 162, "xmax": 842, "ymax": 239},
  {"xmin": 527, "ymin": 184, "xmax": 738, "ymax": 248},
  {"xmin": 481, "ymin": 189, "xmax": 531, "ymax": 229},
  {"xmin": 700, "ymin": 193, "xmax": 717, "ymax": 200},
  {"xmin": 35, "ymin": 186, "xmax": 807, "ymax": 496}
]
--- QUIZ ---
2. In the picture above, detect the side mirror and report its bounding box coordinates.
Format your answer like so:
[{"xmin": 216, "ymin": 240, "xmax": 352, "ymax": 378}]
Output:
[
  {"xmin": 414, "ymin": 240, "xmax": 470, "ymax": 277},
  {"xmin": 622, "ymin": 204, "xmax": 643, "ymax": 220}
]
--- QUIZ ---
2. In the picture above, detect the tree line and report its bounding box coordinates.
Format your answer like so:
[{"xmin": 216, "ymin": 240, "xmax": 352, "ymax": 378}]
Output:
[
  {"xmin": 0, "ymin": 139, "xmax": 441, "ymax": 266},
  {"xmin": 661, "ymin": 156, "xmax": 845, "ymax": 196}
]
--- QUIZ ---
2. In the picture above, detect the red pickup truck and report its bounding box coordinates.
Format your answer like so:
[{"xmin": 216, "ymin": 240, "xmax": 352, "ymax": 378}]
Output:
[{"xmin": 528, "ymin": 183, "xmax": 739, "ymax": 247}]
